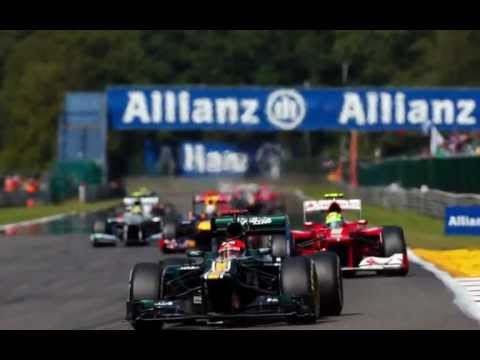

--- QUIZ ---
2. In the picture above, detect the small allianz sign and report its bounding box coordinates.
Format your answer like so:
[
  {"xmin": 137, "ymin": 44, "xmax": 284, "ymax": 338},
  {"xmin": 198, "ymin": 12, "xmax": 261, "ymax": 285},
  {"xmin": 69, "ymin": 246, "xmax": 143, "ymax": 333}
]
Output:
[{"xmin": 445, "ymin": 206, "xmax": 480, "ymax": 236}]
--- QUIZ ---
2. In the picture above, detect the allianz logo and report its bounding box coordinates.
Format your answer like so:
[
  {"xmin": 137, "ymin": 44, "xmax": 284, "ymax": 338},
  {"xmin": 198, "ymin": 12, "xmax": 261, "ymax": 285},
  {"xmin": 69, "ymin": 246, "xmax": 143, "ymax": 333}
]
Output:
[
  {"xmin": 122, "ymin": 89, "xmax": 307, "ymax": 131},
  {"xmin": 448, "ymin": 216, "xmax": 480, "ymax": 227},
  {"xmin": 339, "ymin": 91, "xmax": 477, "ymax": 126},
  {"xmin": 182, "ymin": 143, "xmax": 249, "ymax": 174}
]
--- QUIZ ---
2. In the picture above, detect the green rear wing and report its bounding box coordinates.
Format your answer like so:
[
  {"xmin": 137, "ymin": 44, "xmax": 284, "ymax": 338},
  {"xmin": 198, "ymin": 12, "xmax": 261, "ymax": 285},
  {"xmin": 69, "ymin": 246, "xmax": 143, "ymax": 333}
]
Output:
[{"xmin": 211, "ymin": 215, "xmax": 290, "ymax": 236}]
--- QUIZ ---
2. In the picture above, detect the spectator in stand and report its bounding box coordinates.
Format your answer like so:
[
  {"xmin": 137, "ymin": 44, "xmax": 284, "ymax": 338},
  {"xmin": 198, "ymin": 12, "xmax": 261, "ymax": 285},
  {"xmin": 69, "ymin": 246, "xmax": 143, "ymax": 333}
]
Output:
[{"xmin": 4, "ymin": 174, "xmax": 21, "ymax": 193}]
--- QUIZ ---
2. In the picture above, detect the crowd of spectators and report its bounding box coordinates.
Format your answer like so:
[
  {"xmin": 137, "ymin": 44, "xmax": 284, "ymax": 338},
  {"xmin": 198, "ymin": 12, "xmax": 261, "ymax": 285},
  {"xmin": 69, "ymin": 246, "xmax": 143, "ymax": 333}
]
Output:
[
  {"xmin": 432, "ymin": 132, "xmax": 480, "ymax": 158},
  {"xmin": 1, "ymin": 174, "xmax": 41, "ymax": 207}
]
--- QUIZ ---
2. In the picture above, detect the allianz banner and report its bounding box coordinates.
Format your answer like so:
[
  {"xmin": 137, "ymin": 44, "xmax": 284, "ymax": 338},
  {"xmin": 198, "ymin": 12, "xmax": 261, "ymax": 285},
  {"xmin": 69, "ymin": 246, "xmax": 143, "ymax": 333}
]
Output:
[
  {"xmin": 108, "ymin": 87, "xmax": 480, "ymax": 132},
  {"xmin": 179, "ymin": 142, "xmax": 253, "ymax": 176},
  {"xmin": 445, "ymin": 206, "xmax": 480, "ymax": 236}
]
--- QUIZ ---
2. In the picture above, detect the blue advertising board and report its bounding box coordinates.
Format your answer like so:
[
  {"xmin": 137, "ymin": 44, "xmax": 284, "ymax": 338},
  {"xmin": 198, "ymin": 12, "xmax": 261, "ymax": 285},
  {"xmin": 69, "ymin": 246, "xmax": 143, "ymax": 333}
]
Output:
[
  {"xmin": 179, "ymin": 142, "xmax": 253, "ymax": 176},
  {"xmin": 445, "ymin": 206, "xmax": 480, "ymax": 236},
  {"xmin": 108, "ymin": 86, "xmax": 480, "ymax": 132}
]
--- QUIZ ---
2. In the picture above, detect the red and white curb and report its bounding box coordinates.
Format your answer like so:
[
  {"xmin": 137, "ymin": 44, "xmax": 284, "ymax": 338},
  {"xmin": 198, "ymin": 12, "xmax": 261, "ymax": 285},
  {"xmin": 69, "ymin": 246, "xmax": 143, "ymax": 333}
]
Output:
[
  {"xmin": 0, "ymin": 212, "xmax": 75, "ymax": 232},
  {"xmin": 294, "ymin": 187, "xmax": 480, "ymax": 325}
]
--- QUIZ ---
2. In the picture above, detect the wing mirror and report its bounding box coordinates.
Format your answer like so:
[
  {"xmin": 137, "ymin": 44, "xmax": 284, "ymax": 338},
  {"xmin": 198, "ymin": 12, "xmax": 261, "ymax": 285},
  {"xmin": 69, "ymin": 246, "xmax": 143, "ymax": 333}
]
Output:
[
  {"xmin": 187, "ymin": 250, "xmax": 204, "ymax": 258},
  {"xmin": 358, "ymin": 219, "xmax": 368, "ymax": 226}
]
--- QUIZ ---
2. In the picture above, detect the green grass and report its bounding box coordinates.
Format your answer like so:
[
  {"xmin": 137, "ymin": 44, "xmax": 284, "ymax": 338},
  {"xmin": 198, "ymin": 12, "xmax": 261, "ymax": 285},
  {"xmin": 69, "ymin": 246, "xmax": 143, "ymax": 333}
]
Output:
[
  {"xmin": 0, "ymin": 199, "xmax": 121, "ymax": 226},
  {"xmin": 303, "ymin": 184, "xmax": 480, "ymax": 250}
]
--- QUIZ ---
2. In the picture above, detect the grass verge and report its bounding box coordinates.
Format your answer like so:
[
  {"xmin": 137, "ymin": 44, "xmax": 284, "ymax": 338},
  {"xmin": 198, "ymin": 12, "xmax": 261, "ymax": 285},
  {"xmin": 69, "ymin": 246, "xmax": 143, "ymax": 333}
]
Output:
[{"xmin": 0, "ymin": 199, "xmax": 121, "ymax": 226}]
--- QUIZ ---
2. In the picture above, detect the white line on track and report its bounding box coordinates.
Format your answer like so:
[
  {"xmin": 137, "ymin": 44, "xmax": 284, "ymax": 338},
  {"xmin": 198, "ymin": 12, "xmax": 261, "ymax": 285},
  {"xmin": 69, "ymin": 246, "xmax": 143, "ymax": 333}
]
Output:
[{"xmin": 0, "ymin": 212, "xmax": 75, "ymax": 232}]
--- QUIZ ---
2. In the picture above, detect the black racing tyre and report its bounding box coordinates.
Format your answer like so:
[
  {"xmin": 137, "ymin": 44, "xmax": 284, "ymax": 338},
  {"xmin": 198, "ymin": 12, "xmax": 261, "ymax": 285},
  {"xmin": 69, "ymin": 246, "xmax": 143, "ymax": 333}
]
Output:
[
  {"xmin": 281, "ymin": 257, "xmax": 319, "ymax": 324},
  {"xmin": 129, "ymin": 263, "xmax": 161, "ymax": 301},
  {"xmin": 271, "ymin": 235, "xmax": 294, "ymax": 258},
  {"xmin": 129, "ymin": 263, "xmax": 164, "ymax": 331},
  {"xmin": 381, "ymin": 226, "xmax": 407, "ymax": 256},
  {"xmin": 308, "ymin": 252, "xmax": 343, "ymax": 316},
  {"xmin": 381, "ymin": 226, "xmax": 408, "ymax": 276},
  {"xmin": 163, "ymin": 223, "xmax": 177, "ymax": 239}
]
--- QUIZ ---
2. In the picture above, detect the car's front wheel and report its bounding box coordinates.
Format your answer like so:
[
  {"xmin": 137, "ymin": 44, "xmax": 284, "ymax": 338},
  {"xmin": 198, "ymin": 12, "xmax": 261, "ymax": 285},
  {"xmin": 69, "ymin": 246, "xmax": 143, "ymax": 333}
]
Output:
[
  {"xmin": 129, "ymin": 263, "xmax": 163, "ymax": 330},
  {"xmin": 281, "ymin": 257, "xmax": 320, "ymax": 324},
  {"xmin": 381, "ymin": 226, "xmax": 409, "ymax": 276},
  {"xmin": 307, "ymin": 252, "xmax": 343, "ymax": 316}
]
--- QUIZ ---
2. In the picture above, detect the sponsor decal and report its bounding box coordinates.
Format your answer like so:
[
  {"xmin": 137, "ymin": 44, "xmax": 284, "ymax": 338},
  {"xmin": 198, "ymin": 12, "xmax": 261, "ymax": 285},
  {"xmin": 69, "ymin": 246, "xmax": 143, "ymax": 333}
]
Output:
[
  {"xmin": 109, "ymin": 87, "xmax": 480, "ymax": 132},
  {"xmin": 339, "ymin": 91, "xmax": 476, "ymax": 127},
  {"xmin": 181, "ymin": 142, "xmax": 249, "ymax": 175},
  {"xmin": 445, "ymin": 206, "xmax": 480, "ymax": 236},
  {"xmin": 239, "ymin": 217, "xmax": 273, "ymax": 226},
  {"xmin": 265, "ymin": 89, "xmax": 307, "ymax": 130}
]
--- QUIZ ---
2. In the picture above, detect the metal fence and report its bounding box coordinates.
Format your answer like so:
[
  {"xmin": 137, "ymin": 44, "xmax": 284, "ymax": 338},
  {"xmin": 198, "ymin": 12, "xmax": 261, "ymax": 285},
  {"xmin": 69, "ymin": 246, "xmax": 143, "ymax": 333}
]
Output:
[
  {"xmin": 0, "ymin": 190, "xmax": 50, "ymax": 207},
  {"xmin": 342, "ymin": 184, "xmax": 480, "ymax": 219}
]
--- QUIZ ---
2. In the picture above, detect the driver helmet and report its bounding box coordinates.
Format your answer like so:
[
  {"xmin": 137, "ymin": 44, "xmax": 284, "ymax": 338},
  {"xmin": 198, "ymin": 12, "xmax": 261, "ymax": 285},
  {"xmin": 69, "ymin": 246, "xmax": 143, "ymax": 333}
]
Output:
[
  {"xmin": 325, "ymin": 211, "xmax": 344, "ymax": 229},
  {"xmin": 218, "ymin": 239, "xmax": 246, "ymax": 260},
  {"xmin": 131, "ymin": 200, "xmax": 142, "ymax": 215}
]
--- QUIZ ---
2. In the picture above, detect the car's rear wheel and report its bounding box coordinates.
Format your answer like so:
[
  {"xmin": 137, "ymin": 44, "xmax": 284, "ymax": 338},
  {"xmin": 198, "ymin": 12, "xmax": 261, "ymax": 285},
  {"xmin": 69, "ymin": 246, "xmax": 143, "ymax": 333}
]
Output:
[
  {"xmin": 281, "ymin": 257, "xmax": 319, "ymax": 324},
  {"xmin": 271, "ymin": 234, "xmax": 295, "ymax": 259},
  {"xmin": 308, "ymin": 252, "xmax": 343, "ymax": 316},
  {"xmin": 381, "ymin": 226, "xmax": 409, "ymax": 276}
]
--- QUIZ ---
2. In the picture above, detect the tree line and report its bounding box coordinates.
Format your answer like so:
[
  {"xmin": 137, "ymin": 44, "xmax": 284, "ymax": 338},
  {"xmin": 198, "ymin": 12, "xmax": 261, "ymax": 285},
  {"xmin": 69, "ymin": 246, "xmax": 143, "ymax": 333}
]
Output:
[{"xmin": 0, "ymin": 30, "xmax": 477, "ymax": 174}]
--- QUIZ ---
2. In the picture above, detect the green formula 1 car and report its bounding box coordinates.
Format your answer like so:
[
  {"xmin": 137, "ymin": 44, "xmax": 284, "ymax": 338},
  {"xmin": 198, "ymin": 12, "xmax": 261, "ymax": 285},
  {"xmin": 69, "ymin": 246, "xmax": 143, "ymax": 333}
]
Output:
[{"xmin": 126, "ymin": 213, "xmax": 343, "ymax": 330}]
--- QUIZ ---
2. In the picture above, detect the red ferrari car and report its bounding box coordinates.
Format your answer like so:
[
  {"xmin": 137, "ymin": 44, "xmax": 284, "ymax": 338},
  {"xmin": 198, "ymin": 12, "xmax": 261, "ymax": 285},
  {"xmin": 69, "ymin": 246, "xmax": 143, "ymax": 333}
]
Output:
[{"xmin": 292, "ymin": 194, "xmax": 409, "ymax": 276}]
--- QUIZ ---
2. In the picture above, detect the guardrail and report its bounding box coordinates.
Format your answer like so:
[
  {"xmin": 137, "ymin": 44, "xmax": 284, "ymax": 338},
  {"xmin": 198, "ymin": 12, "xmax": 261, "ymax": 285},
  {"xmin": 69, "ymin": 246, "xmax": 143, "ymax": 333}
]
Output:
[
  {"xmin": 0, "ymin": 191, "xmax": 50, "ymax": 207},
  {"xmin": 341, "ymin": 184, "xmax": 480, "ymax": 219}
]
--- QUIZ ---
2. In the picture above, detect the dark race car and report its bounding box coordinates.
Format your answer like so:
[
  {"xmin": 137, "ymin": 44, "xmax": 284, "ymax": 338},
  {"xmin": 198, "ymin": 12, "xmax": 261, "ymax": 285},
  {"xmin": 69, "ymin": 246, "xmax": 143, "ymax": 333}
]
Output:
[
  {"xmin": 126, "ymin": 213, "xmax": 343, "ymax": 330},
  {"xmin": 292, "ymin": 193, "xmax": 409, "ymax": 277},
  {"xmin": 158, "ymin": 191, "xmax": 232, "ymax": 254}
]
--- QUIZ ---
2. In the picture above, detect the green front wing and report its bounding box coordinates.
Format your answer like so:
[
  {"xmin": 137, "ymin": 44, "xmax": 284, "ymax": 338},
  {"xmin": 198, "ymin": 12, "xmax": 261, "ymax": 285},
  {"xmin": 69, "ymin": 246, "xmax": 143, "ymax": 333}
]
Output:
[{"xmin": 211, "ymin": 215, "xmax": 289, "ymax": 235}]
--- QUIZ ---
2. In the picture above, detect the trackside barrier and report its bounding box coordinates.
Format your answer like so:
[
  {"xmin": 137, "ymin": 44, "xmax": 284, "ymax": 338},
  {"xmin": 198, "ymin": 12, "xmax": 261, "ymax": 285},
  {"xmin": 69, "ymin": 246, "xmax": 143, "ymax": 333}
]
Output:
[
  {"xmin": 359, "ymin": 157, "xmax": 480, "ymax": 194},
  {"xmin": 340, "ymin": 183, "xmax": 480, "ymax": 219}
]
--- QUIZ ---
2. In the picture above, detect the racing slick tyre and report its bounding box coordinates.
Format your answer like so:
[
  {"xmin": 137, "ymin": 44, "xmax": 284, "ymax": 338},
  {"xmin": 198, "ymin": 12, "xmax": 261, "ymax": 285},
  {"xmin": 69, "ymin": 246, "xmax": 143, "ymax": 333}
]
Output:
[
  {"xmin": 130, "ymin": 263, "xmax": 160, "ymax": 302},
  {"xmin": 271, "ymin": 235, "xmax": 295, "ymax": 258},
  {"xmin": 129, "ymin": 263, "xmax": 164, "ymax": 331},
  {"xmin": 308, "ymin": 252, "xmax": 343, "ymax": 316},
  {"xmin": 281, "ymin": 257, "xmax": 320, "ymax": 324},
  {"xmin": 381, "ymin": 226, "xmax": 409, "ymax": 277}
]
